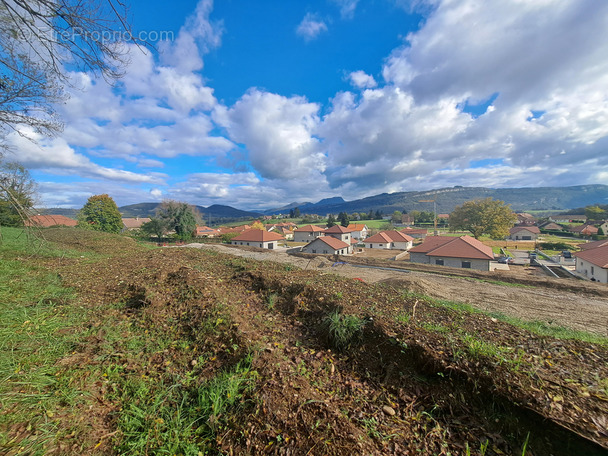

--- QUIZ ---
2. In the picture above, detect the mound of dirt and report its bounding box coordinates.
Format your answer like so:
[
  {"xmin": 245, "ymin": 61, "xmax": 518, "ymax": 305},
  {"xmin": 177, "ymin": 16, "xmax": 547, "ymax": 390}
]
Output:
[{"xmin": 378, "ymin": 276, "xmax": 452, "ymax": 299}]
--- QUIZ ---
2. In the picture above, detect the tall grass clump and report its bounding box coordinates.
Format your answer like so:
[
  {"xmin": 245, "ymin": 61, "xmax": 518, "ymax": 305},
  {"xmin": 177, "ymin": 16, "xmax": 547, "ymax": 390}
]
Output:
[{"xmin": 323, "ymin": 309, "xmax": 366, "ymax": 351}]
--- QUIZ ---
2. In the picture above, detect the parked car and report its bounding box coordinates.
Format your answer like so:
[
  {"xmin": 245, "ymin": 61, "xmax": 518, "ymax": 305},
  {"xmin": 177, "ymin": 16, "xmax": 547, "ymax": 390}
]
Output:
[
  {"xmin": 562, "ymin": 250, "xmax": 572, "ymax": 258},
  {"xmin": 498, "ymin": 256, "xmax": 514, "ymax": 264},
  {"xmin": 529, "ymin": 252, "xmax": 537, "ymax": 259}
]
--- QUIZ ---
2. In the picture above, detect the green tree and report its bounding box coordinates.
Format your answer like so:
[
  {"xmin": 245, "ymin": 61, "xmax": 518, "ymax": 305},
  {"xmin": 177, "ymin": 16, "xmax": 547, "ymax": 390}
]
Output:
[
  {"xmin": 78, "ymin": 194, "xmax": 123, "ymax": 233},
  {"xmin": 293, "ymin": 206, "xmax": 301, "ymax": 218},
  {"xmin": 585, "ymin": 205, "xmax": 607, "ymax": 221},
  {"xmin": 449, "ymin": 198, "xmax": 517, "ymax": 239},
  {"xmin": 374, "ymin": 210, "xmax": 383, "ymax": 220},
  {"xmin": 0, "ymin": 161, "xmax": 37, "ymax": 226},
  {"xmin": 599, "ymin": 226, "xmax": 605, "ymax": 236},
  {"xmin": 221, "ymin": 232, "xmax": 239, "ymax": 243},
  {"xmin": 156, "ymin": 200, "xmax": 200, "ymax": 241},
  {"xmin": 327, "ymin": 214, "xmax": 336, "ymax": 228},
  {"xmin": 141, "ymin": 218, "xmax": 169, "ymax": 242},
  {"xmin": 338, "ymin": 211, "xmax": 349, "ymax": 227},
  {"xmin": 391, "ymin": 210, "xmax": 403, "ymax": 223}
]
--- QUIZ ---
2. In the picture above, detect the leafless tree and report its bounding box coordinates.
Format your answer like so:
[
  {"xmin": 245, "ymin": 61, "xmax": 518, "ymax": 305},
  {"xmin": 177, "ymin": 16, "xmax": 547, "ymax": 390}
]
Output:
[{"xmin": 0, "ymin": 0, "xmax": 136, "ymax": 150}]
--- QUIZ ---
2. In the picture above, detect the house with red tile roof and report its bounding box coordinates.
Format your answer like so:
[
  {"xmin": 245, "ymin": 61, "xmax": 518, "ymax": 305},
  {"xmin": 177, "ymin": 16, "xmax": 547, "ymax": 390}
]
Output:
[
  {"xmin": 122, "ymin": 217, "xmax": 151, "ymax": 231},
  {"xmin": 25, "ymin": 215, "xmax": 77, "ymax": 228},
  {"xmin": 293, "ymin": 224, "xmax": 326, "ymax": 242},
  {"xmin": 194, "ymin": 226, "xmax": 219, "ymax": 237},
  {"xmin": 347, "ymin": 223, "xmax": 369, "ymax": 240},
  {"xmin": 230, "ymin": 229, "xmax": 284, "ymax": 249},
  {"xmin": 216, "ymin": 225, "xmax": 251, "ymax": 236},
  {"xmin": 574, "ymin": 245, "xmax": 608, "ymax": 283},
  {"xmin": 399, "ymin": 227, "xmax": 428, "ymax": 239},
  {"xmin": 508, "ymin": 226, "xmax": 540, "ymax": 241},
  {"xmin": 409, "ymin": 235, "xmax": 496, "ymax": 271},
  {"xmin": 570, "ymin": 224, "xmax": 598, "ymax": 237},
  {"xmin": 324, "ymin": 225, "xmax": 354, "ymax": 243},
  {"xmin": 301, "ymin": 236, "xmax": 352, "ymax": 255},
  {"xmin": 578, "ymin": 239, "xmax": 608, "ymax": 251},
  {"xmin": 364, "ymin": 231, "xmax": 414, "ymax": 250}
]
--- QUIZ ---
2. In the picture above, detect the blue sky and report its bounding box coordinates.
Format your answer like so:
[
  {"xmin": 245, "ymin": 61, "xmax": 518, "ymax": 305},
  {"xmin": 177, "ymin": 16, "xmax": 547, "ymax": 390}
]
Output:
[{"xmin": 7, "ymin": 0, "xmax": 608, "ymax": 210}]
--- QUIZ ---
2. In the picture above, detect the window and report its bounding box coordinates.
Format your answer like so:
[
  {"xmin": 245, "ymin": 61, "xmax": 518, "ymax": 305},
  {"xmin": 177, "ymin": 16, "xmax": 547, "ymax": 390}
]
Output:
[
  {"xmin": 591, "ymin": 266, "xmax": 595, "ymax": 274},
  {"xmin": 461, "ymin": 261, "xmax": 471, "ymax": 269},
  {"xmin": 435, "ymin": 259, "xmax": 444, "ymax": 266},
  {"xmin": 259, "ymin": 244, "xmax": 263, "ymax": 248},
  {"xmin": 312, "ymin": 249, "xmax": 316, "ymax": 253}
]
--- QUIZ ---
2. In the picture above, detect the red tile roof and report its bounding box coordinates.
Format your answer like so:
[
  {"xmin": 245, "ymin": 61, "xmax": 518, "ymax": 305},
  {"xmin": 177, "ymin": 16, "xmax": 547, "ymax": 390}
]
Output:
[
  {"xmin": 509, "ymin": 226, "xmax": 540, "ymax": 235},
  {"xmin": 574, "ymin": 245, "xmax": 608, "ymax": 268},
  {"xmin": 409, "ymin": 235, "xmax": 494, "ymax": 260},
  {"xmin": 25, "ymin": 215, "xmax": 77, "ymax": 227},
  {"xmin": 195, "ymin": 226, "xmax": 218, "ymax": 235},
  {"xmin": 571, "ymin": 224, "xmax": 598, "ymax": 235},
  {"xmin": 578, "ymin": 239, "xmax": 608, "ymax": 251},
  {"xmin": 324, "ymin": 225, "xmax": 354, "ymax": 234},
  {"xmin": 294, "ymin": 224, "xmax": 325, "ymax": 232},
  {"xmin": 347, "ymin": 224, "xmax": 367, "ymax": 231},
  {"xmin": 314, "ymin": 236, "xmax": 350, "ymax": 250},
  {"xmin": 365, "ymin": 231, "xmax": 414, "ymax": 244},
  {"xmin": 408, "ymin": 236, "xmax": 454, "ymax": 253},
  {"xmin": 216, "ymin": 225, "xmax": 251, "ymax": 235},
  {"xmin": 122, "ymin": 217, "xmax": 151, "ymax": 229},
  {"xmin": 231, "ymin": 229, "xmax": 284, "ymax": 242}
]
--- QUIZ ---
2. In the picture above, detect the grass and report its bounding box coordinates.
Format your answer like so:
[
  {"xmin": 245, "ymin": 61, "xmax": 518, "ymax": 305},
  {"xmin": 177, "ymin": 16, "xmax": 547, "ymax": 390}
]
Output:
[
  {"xmin": 404, "ymin": 286, "xmax": 608, "ymax": 346},
  {"xmin": 0, "ymin": 228, "xmax": 88, "ymax": 454},
  {"xmin": 110, "ymin": 355, "xmax": 254, "ymax": 455},
  {"xmin": 323, "ymin": 309, "xmax": 366, "ymax": 350}
]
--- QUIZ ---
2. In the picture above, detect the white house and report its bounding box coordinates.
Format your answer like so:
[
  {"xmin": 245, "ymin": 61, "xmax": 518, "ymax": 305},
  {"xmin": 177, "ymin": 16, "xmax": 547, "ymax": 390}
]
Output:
[
  {"xmin": 409, "ymin": 235, "xmax": 496, "ymax": 271},
  {"xmin": 231, "ymin": 229, "xmax": 284, "ymax": 249},
  {"xmin": 364, "ymin": 231, "xmax": 414, "ymax": 250},
  {"xmin": 347, "ymin": 223, "xmax": 369, "ymax": 240},
  {"xmin": 508, "ymin": 226, "xmax": 541, "ymax": 241},
  {"xmin": 574, "ymin": 245, "xmax": 608, "ymax": 283},
  {"xmin": 293, "ymin": 225, "xmax": 325, "ymax": 243},
  {"xmin": 301, "ymin": 236, "xmax": 352, "ymax": 255},
  {"xmin": 324, "ymin": 225, "xmax": 354, "ymax": 244}
]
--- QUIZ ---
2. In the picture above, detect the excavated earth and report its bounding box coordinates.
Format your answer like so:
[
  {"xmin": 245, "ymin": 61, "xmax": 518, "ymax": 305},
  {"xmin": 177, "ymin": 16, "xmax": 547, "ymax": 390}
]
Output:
[{"xmin": 15, "ymin": 230, "xmax": 608, "ymax": 455}]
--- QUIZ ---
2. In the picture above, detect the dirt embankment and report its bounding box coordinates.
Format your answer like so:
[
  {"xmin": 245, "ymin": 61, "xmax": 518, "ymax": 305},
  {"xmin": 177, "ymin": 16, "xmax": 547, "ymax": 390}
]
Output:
[{"xmin": 184, "ymin": 243, "xmax": 608, "ymax": 336}]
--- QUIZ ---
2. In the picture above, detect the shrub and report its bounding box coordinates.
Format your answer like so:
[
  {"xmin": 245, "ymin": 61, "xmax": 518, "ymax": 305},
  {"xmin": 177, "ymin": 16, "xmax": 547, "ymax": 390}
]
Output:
[{"xmin": 323, "ymin": 309, "xmax": 365, "ymax": 350}]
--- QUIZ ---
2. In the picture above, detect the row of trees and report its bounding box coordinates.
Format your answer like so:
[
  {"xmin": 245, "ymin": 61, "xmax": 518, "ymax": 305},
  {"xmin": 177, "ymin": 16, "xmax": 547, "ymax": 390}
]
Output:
[{"xmin": 75, "ymin": 195, "xmax": 201, "ymax": 241}]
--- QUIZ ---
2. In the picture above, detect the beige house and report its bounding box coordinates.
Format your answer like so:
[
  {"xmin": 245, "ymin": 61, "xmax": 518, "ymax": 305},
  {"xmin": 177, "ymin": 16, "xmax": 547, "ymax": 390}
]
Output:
[
  {"xmin": 364, "ymin": 231, "xmax": 414, "ymax": 250},
  {"xmin": 324, "ymin": 225, "xmax": 354, "ymax": 243},
  {"xmin": 409, "ymin": 235, "xmax": 496, "ymax": 271},
  {"xmin": 293, "ymin": 225, "xmax": 325, "ymax": 242},
  {"xmin": 231, "ymin": 229, "xmax": 284, "ymax": 249},
  {"xmin": 301, "ymin": 236, "xmax": 352, "ymax": 255},
  {"xmin": 508, "ymin": 226, "xmax": 540, "ymax": 241},
  {"xmin": 574, "ymin": 245, "xmax": 608, "ymax": 283}
]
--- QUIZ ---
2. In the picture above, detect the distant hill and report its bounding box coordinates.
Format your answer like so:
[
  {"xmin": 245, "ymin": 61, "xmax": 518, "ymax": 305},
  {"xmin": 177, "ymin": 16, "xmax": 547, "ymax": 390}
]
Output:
[
  {"xmin": 36, "ymin": 208, "xmax": 78, "ymax": 219},
  {"xmin": 118, "ymin": 202, "xmax": 263, "ymax": 224},
  {"xmin": 264, "ymin": 185, "xmax": 608, "ymax": 216}
]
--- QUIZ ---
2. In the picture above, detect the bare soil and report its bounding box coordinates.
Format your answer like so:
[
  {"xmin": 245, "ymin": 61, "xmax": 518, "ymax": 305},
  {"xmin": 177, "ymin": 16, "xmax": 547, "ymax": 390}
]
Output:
[
  {"xmin": 184, "ymin": 243, "xmax": 608, "ymax": 336},
  {"xmin": 8, "ymin": 230, "xmax": 608, "ymax": 455}
]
